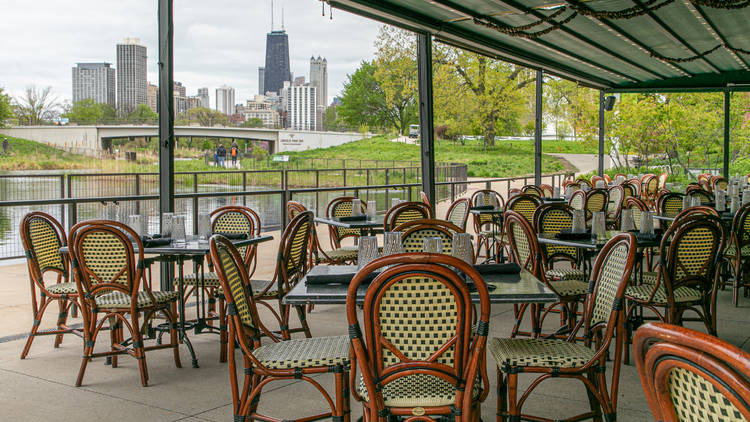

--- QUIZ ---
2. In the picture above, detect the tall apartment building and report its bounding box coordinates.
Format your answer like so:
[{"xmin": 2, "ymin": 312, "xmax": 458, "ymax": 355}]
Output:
[
  {"xmin": 215, "ymin": 85, "xmax": 236, "ymax": 115},
  {"xmin": 71, "ymin": 63, "xmax": 116, "ymax": 107},
  {"xmin": 258, "ymin": 67, "xmax": 265, "ymax": 95},
  {"xmin": 236, "ymin": 96, "xmax": 280, "ymax": 128},
  {"xmin": 309, "ymin": 56, "xmax": 328, "ymax": 109},
  {"xmin": 147, "ymin": 83, "xmax": 158, "ymax": 112},
  {"xmin": 283, "ymin": 82, "xmax": 317, "ymax": 131},
  {"xmin": 197, "ymin": 87, "xmax": 209, "ymax": 108},
  {"xmin": 264, "ymin": 30, "xmax": 291, "ymax": 95},
  {"xmin": 116, "ymin": 38, "xmax": 148, "ymax": 113}
]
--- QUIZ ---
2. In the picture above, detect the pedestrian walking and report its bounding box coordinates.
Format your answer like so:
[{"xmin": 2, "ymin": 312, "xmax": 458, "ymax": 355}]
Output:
[
  {"xmin": 216, "ymin": 143, "xmax": 227, "ymax": 168},
  {"xmin": 231, "ymin": 140, "xmax": 239, "ymax": 167}
]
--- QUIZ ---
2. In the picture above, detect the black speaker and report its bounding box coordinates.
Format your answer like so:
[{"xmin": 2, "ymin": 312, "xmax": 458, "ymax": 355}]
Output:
[{"xmin": 604, "ymin": 95, "xmax": 616, "ymax": 111}]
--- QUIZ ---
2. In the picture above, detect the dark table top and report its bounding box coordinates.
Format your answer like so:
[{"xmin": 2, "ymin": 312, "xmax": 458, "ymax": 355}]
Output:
[
  {"xmin": 542, "ymin": 197, "xmax": 567, "ymax": 203},
  {"xmin": 60, "ymin": 234, "xmax": 274, "ymax": 256},
  {"xmin": 655, "ymin": 212, "xmax": 734, "ymax": 222},
  {"xmin": 469, "ymin": 207, "xmax": 503, "ymax": 215},
  {"xmin": 537, "ymin": 230, "xmax": 661, "ymax": 250},
  {"xmin": 314, "ymin": 216, "xmax": 385, "ymax": 229},
  {"xmin": 283, "ymin": 264, "xmax": 558, "ymax": 305}
]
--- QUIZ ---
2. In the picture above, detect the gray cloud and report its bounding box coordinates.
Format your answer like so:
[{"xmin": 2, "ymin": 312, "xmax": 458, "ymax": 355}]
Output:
[{"xmin": 0, "ymin": 0, "xmax": 380, "ymax": 106}]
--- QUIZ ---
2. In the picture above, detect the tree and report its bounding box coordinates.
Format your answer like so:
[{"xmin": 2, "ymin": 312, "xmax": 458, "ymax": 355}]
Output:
[
  {"xmin": 0, "ymin": 88, "xmax": 12, "ymax": 127},
  {"xmin": 63, "ymin": 99, "xmax": 104, "ymax": 125},
  {"xmin": 337, "ymin": 61, "xmax": 389, "ymax": 131},
  {"xmin": 322, "ymin": 107, "xmax": 347, "ymax": 131},
  {"xmin": 240, "ymin": 117, "xmax": 264, "ymax": 128},
  {"xmin": 177, "ymin": 107, "xmax": 229, "ymax": 126},
  {"xmin": 126, "ymin": 104, "xmax": 158, "ymax": 125},
  {"xmin": 14, "ymin": 86, "xmax": 58, "ymax": 125},
  {"xmin": 372, "ymin": 27, "xmax": 418, "ymax": 135}
]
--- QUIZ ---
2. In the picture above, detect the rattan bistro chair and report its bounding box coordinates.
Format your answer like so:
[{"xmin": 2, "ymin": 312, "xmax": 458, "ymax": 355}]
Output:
[
  {"xmin": 726, "ymin": 202, "xmax": 750, "ymax": 306},
  {"xmin": 533, "ymin": 204, "xmax": 585, "ymax": 284},
  {"xmin": 290, "ymin": 200, "xmax": 357, "ymax": 266},
  {"xmin": 19, "ymin": 212, "xmax": 83, "ymax": 359},
  {"xmin": 471, "ymin": 189, "xmax": 505, "ymax": 261},
  {"xmin": 446, "ymin": 197, "xmax": 471, "ymax": 231},
  {"xmin": 506, "ymin": 194, "xmax": 542, "ymax": 224},
  {"xmin": 326, "ymin": 196, "xmax": 366, "ymax": 254},
  {"xmin": 606, "ymin": 185, "xmax": 624, "ymax": 228},
  {"xmin": 384, "ymin": 201, "xmax": 432, "ymax": 231},
  {"xmin": 210, "ymin": 235, "xmax": 350, "ymax": 422},
  {"xmin": 70, "ymin": 220, "xmax": 181, "ymax": 387},
  {"xmin": 491, "ymin": 233, "xmax": 637, "ymax": 422},
  {"xmin": 347, "ymin": 253, "xmax": 491, "ymax": 421},
  {"xmin": 634, "ymin": 323, "xmax": 750, "ymax": 422},
  {"xmin": 396, "ymin": 219, "xmax": 463, "ymax": 254}
]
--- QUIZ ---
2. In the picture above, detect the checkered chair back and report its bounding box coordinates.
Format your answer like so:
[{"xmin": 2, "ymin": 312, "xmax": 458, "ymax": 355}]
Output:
[
  {"xmin": 607, "ymin": 185, "xmax": 624, "ymax": 221},
  {"xmin": 690, "ymin": 189, "xmax": 714, "ymax": 204},
  {"xmin": 506, "ymin": 194, "xmax": 542, "ymax": 225},
  {"xmin": 286, "ymin": 200, "xmax": 307, "ymax": 220},
  {"xmin": 658, "ymin": 193, "xmax": 684, "ymax": 218},
  {"xmin": 732, "ymin": 203, "xmax": 750, "ymax": 253},
  {"xmin": 624, "ymin": 197, "xmax": 648, "ymax": 231},
  {"xmin": 445, "ymin": 198, "xmax": 470, "ymax": 231},
  {"xmin": 347, "ymin": 253, "xmax": 491, "ymax": 415},
  {"xmin": 577, "ymin": 179, "xmax": 591, "ymax": 191},
  {"xmin": 70, "ymin": 220, "xmax": 143, "ymax": 299},
  {"xmin": 634, "ymin": 323, "xmax": 750, "ymax": 422},
  {"xmin": 277, "ymin": 211, "xmax": 313, "ymax": 294},
  {"xmin": 568, "ymin": 190, "xmax": 585, "ymax": 211},
  {"xmin": 504, "ymin": 211, "xmax": 540, "ymax": 276},
  {"xmin": 539, "ymin": 184, "xmax": 554, "ymax": 197},
  {"xmin": 384, "ymin": 201, "xmax": 431, "ymax": 231},
  {"xmin": 397, "ymin": 219, "xmax": 461, "ymax": 254},
  {"xmin": 585, "ymin": 188, "xmax": 609, "ymax": 220},
  {"xmin": 661, "ymin": 215, "xmax": 724, "ymax": 299},
  {"xmin": 20, "ymin": 212, "xmax": 69, "ymax": 291},
  {"xmin": 471, "ymin": 189, "xmax": 503, "ymax": 233},
  {"xmin": 210, "ymin": 235, "xmax": 259, "ymax": 338},
  {"xmin": 211, "ymin": 206, "xmax": 259, "ymax": 275},
  {"xmin": 658, "ymin": 173, "xmax": 669, "ymax": 190},
  {"xmin": 711, "ymin": 176, "xmax": 728, "ymax": 192},
  {"xmin": 533, "ymin": 204, "xmax": 577, "ymax": 266},
  {"xmin": 521, "ymin": 185, "xmax": 542, "ymax": 197},
  {"xmin": 326, "ymin": 196, "xmax": 365, "ymax": 248}
]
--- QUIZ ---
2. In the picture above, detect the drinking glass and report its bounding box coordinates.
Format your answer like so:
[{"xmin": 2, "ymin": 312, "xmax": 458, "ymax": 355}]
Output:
[
  {"xmin": 553, "ymin": 186, "xmax": 560, "ymax": 198},
  {"xmin": 451, "ymin": 233, "xmax": 473, "ymax": 264},
  {"xmin": 198, "ymin": 212, "xmax": 211, "ymax": 241},
  {"xmin": 476, "ymin": 192, "xmax": 485, "ymax": 207},
  {"xmin": 564, "ymin": 186, "xmax": 574, "ymax": 200},
  {"xmin": 128, "ymin": 215, "xmax": 145, "ymax": 237},
  {"xmin": 357, "ymin": 236, "xmax": 379, "ymax": 270},
  {"xmin": 640, "ymin": 211, "xmax": 655, "ymax": 235},
  {"xmin": 161, "ymin": 212, "xmax": 174, "ymax": 238},
  {"xmin": 102, "ymin": 202, "xmax": 118, "ymax": 221},
  {"xmin": 592, "ymin": 212, "xmax": 607, "ymax": 242},
  {"xmin": 172, "ymin": 215, "xmax": 187, "ymax": 245},
  {"xmin": 731, "ymin": 196, "xmax": 740, "ymax": 215},
  {"xmin": 382, "ymin": 232, "xmax": 403, "ymax": 256},
  {"xmin": 616, "ymin": 175, "xmax": 625, "ymax": 185},
  {"xmin": 595, "ymin": 180, "xmax": 605, "ymax": 189},
  {"xmin": 682, "ymin": 194, "xmax": 692, "ymax": 210},
  {"xmin": 391, "ymin": 197, "xmax": 401, "ymax": 209},
  {"xmin": 422, "ymin": 236, "xmax": 443, "ymax": 254},
  {"xmin": 620, "ymin": 208, "xmax": 635, "ymax": 232},
  {"xmin": 572, "ymin": 209, "xmax": 586, "ymax": 233},
  {"xmin": 716, "ymin": 190, "xmax": 726, "ymax": 212},
  {"xmin": 352, "ymin": 199, "xmax": 362, "ymax": 217},
  {"xmin": 366, "ymin": 200, "xmax": 377, "ymax": 219},
  {"xmin": 691, "ymin": 196, "xmax": 702, "ymax": 207}
]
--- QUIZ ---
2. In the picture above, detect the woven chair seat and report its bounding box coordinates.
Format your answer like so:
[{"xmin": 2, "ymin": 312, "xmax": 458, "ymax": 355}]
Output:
[
  {"xmin": 549, "ymin": 280, "xmax": 589, "ymax": 296},
  {"xmin": 180, "ymin": 272, "xmax": 220, "ymax": 287},
  {"xmin": 489, "ymin": 338, "xmax": 595, "ymax": 369},
  {"xmin": 253, "ymin": 335, "xmax": 349, "ymax": 370},
  {"xmin": 45, "ymin": 282, "xmax": 79, "ymax": 295},
  {"xmin": 725, "ymin": 243, "xmax": 750, "ymax": 258},
  {"xmin": 546, "ymin": 268, "xmax": 584, "ymax": 281},
  {"xmin": 95, "ymin": 291, "xmax": 179, "ymax": 309},
  {"xmin": 625, "ymin": 284, "xmax": 701, "ymax": 304},
  {"xmin": 322, "ymin": 246, "xmax": 359, "ymax": 261},
  {"xmin": 630, "ymin": 271, "xmax": 658, "ymax": 285},
  {"xmin": 358, "ymin": 373, "xmax": 481, "ymax": 407}
]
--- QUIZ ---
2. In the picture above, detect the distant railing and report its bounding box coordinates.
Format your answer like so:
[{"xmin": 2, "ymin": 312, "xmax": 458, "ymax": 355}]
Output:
[{"xmin": 0, "ymin": 168, "xmax": 572, "ymax": 260}]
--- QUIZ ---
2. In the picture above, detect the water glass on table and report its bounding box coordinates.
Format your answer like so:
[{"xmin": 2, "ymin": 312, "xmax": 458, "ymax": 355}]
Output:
[
  {"xmin": 198, "ymin": 213, "xmax": 211, "ymax": 241},
  {"xmin": 591, "ymin": 212, "xmax": 607, "ymax": 242},
  {"xmin": 682, "ymin": 194, "xmax": 691, "ymax": 210},
  {"xmin": 352, "ymin": 199, "xmax": 362, "ymax": 217},
  {"xmin": 716, "ymin": 190, "xmax": 726, "ymax": 212},
  {"xmin": 161, "ymin": 212, "xmax": 174, "ymax": 238},
  {"xmin": 553, "ymin": 186, "xmax": 560, "ymax": 198},
  {"xmin": 382, "ymin": 231, "xmax": 403, "ymax": 256},
  {"xmin": 391, "ymin": 197, "xmax": 401, "ymax": 209},
  {"xmin": 476, "ymin": 192, "xmax": 485, "ymax": 207},
  {"xmin": 422, "ymin": 237, "xmax": 443, "ymax": 254},
  {"xmin": 572, "ymin": 209, "xmax": 586, "ymax": 233},
  {"xmin": 357, "ymin": 236, "xmax": 379, "ymax": 269},
  {"xmin": 451, "ymin": 233, "xmax": 473, "ymax": 264},
  {"xmin": 128, "ymin": 214, "xmax": 145, "ymax": 237},
  {"xmin": 172, "ymin": 215, "xmax": 187, "ymax": 245},
  {"xmin": 620, "ymin": 208, "xmax": 635, "ymax": 232},
  {"xmin": 731, "ymin": 196, "xmax": 740, "ymax": 215},
  {"xmin": 640, "ymin": 211, "xmax": 655, "ymax": 236},
  {"xmin": 366, "ymin": 200, "xmax": 376, "ymax": 219}
]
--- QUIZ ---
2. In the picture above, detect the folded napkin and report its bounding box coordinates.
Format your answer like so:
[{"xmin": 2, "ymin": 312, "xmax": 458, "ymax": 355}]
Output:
[
  {"xmin": 215, "ymin": 232, "xmax": 248, "ymax": 240},
  {"xmin": 305, "ymin": 267, "xmax": 381, "ymax": 285},
  {"xmin": 472, "ymin": 263, "xmax": 521, "ymax": 275},
  {"xmin": 471, "ymin": 205, "xmax": 495, "ymax": 211},
  {"xmin": 142, "ymin": 237, "xmax": 172, "ymax": 247},
  {"xmin": 338, "ymin": 215, "xmax": 367, "ymax": 222},
  {"xmin": 555, "ymin": 229, "xmax": 591, "ymax": 240}
]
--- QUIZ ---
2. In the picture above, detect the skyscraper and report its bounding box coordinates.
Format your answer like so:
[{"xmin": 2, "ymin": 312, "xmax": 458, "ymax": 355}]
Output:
[
  {"xmin": 263, "ymin": 30, "xmax": 291, "ymax": 95},
  {"xmin": 309, "ymin": 56, "xmax": 328, "ymax": 108},
  {"xmin": 116, "ymin": 38, "xmax": 147, "ymax": 113},
  {"xmin": 258, "ymin": 67, "xmax": 265, "ymax": 95},
  {"xmin": 283, "ymin": 81, "xmax": 317, "ymax": 131},
  {"xmin": 215, "ymin": 85, "xmax": 235, "ymax": 115},
  {"xmin": 72, "ymin": 62, "xmax": 116, "ymax": 107},
  {"xmin": 197, "ymin": 87, "xmax": 209, "ymax": 108},
  {"xmin": 147, "ymin": 83, "xmax": 158, "ymax": 112}
]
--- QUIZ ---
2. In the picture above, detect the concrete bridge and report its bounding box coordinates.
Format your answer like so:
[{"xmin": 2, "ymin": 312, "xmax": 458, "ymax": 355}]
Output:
[{"xmin": 0, "ymin": 126, "xmax": 366, "ymax": 156}]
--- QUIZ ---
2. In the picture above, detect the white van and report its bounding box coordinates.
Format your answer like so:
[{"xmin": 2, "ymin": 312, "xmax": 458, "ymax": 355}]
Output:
[{"xmin": 408, "ymin": 124, "xmax": 420, "ymax": 138}]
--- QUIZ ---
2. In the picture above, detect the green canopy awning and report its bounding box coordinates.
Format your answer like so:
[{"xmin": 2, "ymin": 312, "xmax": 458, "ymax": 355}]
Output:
[{"xmin": 329, "ymin": 0, "xmax": 750, "ymax": 91}]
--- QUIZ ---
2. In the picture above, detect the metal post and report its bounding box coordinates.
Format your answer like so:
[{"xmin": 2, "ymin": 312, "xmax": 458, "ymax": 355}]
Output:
[
  {"xmin": 598, "ymin": 90, "xmax": 605, "ymax": 177},
  {"xmin": 158, "ymin": 0, "xmax": 175, "ymax": 290},
  {"xmin": 417, "ymin": 32, "xmax": 436, "ymax": 205},
  {"xmin": 723, "ymin": 91, "xmax": 730, "ymax": 178},
  {"xmin": 534, "ymin": 70, "xmax": 543, "ymax": 185}
]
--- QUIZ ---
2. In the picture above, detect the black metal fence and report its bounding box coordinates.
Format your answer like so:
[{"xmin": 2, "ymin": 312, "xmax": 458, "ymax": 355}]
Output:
[{"xmin": 0, "ymin": 167, "xmax": 571, "ymax": 260}]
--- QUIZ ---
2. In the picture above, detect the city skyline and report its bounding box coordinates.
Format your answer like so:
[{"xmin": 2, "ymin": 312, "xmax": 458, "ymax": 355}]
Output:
[{"xmin": 0, "ymin": 1, "xmax": 380, "ymax": 107}]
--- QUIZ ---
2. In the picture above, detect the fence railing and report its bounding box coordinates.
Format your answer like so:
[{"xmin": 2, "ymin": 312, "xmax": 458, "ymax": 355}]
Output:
[{"xmin": 0, "ymin": 168, "xmax": 571, "ymax": 260}]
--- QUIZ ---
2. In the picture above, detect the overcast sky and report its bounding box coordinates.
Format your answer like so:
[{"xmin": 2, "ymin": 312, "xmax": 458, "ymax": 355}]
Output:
[{"xmin": 0, "ymin": 0, "xmax": 381, "ymax": 106}]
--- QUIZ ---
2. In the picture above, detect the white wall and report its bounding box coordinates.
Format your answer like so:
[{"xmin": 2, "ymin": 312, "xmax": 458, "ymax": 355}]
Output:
[
  {"xmin": 276, "ymin": 130, "xmax": 365, "ymax": 152},
  {"xmin": 0, "ymin": 126, "xmax": 100, "ymax": 152}
]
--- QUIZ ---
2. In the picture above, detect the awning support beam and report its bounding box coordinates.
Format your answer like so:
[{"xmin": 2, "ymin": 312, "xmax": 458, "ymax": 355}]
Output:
[
  {"xmin": 417, "ymin": 32, "xmax": 436, "ymax": 206},
  {"xmin": 158, "ymin": 0, "xmax": 175, "ymax": 290},
  {"xmin": 534, "ymin": 70, "xmax": 542, "ymax": 185},
  {"xmin": 724, "ymin": 91, "xmax": 730, "ymax": 179},
  {"xmin": 599, "ymin": 90, "xmax": 604, "ymax": 177}
]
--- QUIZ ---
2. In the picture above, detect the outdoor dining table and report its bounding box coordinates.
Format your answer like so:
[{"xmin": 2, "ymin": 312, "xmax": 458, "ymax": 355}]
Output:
[
  {"xmin": 469, "ymin": 207, "xmax": 504, "ymax": 263},
  {"xmin": 283, "ymin": 264, "xmax": 558, "ymax": 305},
  {"xmin": 314, "ymin": 215, "xmax": 385, "ymax": 236},
  {"xmin": 542, "ymin": 197, "xmax": 567, "ymax": 204},
  {"xmin": 61, "ymin": 234, "xmax": 274, "ymax": 368}
]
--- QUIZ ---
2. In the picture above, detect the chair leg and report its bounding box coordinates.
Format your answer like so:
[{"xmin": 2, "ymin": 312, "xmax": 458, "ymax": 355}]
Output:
[
  {"xmin": 109, "ymin": 316, "xmax": 119, "ymax": 368},
  {"xmin": 54, "ymin": 299, "xmax": 68, "ymax": 348},
  {"xmin": 76, "ymin": 311, "xmax": 96, "ymax": 387},
  {"xmin": 295, "ymin": 305, "xmax": 312, "ymax": 338},
  {"xmin": 496, "ymin": 367, "xmax": 507, "ymax": 422},
  {"xmin": 506, "ymin": 372, "xmax": 519, "ymax": 421},
  {"xmin": 20, "ymin": 297, "xmax": 47, "ymax": 359},
  {"xmin": 585, "ymin": 369, "xmax": 604, "ymax": 422},
  {"xmin": 169, "ymin": 302, "xmax": 182, "ymax": 368},
  {"xmin": 219, "ymin": 296, "xmax": 228, "ymax": 363},
  {"xmin": 130, "ymin": 312, "xmax": 149, "ymax": 387}
]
